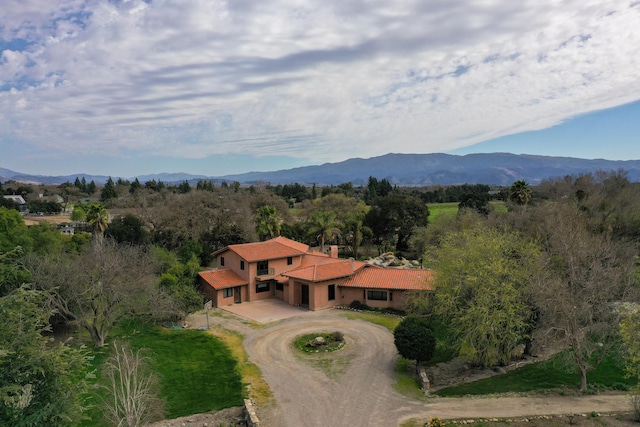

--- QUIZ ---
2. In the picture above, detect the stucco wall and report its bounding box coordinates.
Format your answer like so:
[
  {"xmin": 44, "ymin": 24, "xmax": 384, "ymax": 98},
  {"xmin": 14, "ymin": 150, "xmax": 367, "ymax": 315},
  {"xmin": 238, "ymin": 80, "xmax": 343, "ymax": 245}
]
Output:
[
  {"xmin": 340, "ymin": 287, "xmax": 365, "ymax": 306},
  {"xmin": 217, "ymin": 288, "xmax": 234, "ymax": 306},
  {"xmin": 217, "ymin": 251, "xmax": 250, "ymax": 281},
  {"xmin": 246, "ymin": 255, "xmax": 302, "ymax": 302},
  {"xmin": 309, "ymin": 280, "xmax": 341, "ymax": 311},
  {"xmin": 199, "ymin": 276, "xmax": 218, "ymax": 307},
  {"xmin": 339, "ymin": 287, "xmax": 410, "ymax": 311}
]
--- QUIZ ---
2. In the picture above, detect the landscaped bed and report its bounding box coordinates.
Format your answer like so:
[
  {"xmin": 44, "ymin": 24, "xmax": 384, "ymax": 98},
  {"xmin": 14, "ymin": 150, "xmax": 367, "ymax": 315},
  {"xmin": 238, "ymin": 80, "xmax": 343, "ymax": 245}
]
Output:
[{"xmin": 294, "ymin": 331, "xmax": 345, "ymax": 353}]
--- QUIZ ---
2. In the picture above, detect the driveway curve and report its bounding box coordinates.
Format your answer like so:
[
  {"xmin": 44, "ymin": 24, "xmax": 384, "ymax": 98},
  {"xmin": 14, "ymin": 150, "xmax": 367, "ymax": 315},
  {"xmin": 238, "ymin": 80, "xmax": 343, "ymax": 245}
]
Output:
[
  {"xmin": 243, "ymin": 311, "xmax": 417, "ymax": 427},
  {"xmin": 189, "ymin": 308, "xmax": 631, "ymax": 427}
]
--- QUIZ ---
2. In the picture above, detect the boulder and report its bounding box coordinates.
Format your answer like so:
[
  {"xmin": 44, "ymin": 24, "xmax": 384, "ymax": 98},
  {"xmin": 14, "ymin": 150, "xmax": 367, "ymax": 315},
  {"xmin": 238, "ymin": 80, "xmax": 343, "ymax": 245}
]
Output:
[{"xmin": 313, "ymin": 336, "xmax": 326, "ymax": 346}]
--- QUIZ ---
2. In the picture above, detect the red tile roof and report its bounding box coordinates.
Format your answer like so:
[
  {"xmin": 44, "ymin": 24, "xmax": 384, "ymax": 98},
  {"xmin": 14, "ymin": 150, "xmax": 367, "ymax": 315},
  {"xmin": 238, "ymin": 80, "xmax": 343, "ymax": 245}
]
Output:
[
  {"xmin": 198, "ymin": 269, "xmax": 248, "ymax": 290},
  {"xmin": 282, "ymin": 255, "xmax": 367, "ymax": 282},
  {"xmin": 342, "ymin": 267, "xmax": 433, "ymax": 290},
  {"xmin": 217, "ymin": 236, "xmax": 309, "ymax": 262}
]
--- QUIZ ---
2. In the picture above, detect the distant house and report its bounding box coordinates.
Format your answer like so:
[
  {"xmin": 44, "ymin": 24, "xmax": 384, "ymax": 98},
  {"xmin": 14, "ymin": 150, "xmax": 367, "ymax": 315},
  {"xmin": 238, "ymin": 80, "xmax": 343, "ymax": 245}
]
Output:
[
  {"xmin": 198, "ymin": 236, "xmax": 433, "ymax": 311},
  {"xmin": 3, "ymin": 195, "xmax": 27, "ymax": 212},
  {"xmin": 58, "ymin": 224, "xmax": 75, "ymax": 235}
]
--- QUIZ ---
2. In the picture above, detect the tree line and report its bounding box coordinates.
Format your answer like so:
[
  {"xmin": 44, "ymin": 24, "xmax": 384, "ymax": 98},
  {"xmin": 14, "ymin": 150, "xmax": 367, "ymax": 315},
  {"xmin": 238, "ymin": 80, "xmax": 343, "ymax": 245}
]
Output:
[
  {"xmin": 401, "ymin": 171, "xmax": 640, "ymax": 393},
  {"xmin": 2, "ymin": 170, "xmax": 640, "ymax": 424}
]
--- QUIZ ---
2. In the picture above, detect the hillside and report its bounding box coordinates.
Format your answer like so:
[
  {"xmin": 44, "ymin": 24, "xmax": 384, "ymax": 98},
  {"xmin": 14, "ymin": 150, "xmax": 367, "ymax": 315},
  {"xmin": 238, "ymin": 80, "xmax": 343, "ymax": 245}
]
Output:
[{"xmin": 2, "ymin": 153, "xmax": 640, "ymax": 186}]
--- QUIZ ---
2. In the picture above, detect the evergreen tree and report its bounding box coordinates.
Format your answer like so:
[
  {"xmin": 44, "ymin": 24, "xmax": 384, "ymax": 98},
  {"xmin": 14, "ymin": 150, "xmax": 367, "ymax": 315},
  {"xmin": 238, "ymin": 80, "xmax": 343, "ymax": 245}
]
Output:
[
  {"xmin": 129, "ymin": 178, "xmax": 142, "ymax": 194},
  {"xmin": 101, "ymin": 177, "xmax": 117, "ymax": 202},
  {"xmin": 177, "ymin": 181, "xmax": 191, "ymax": 194},
  {"xmin": 394, "ymin": 316, "xmax": 436, "ymax": 366},
  {"xmin": 87, "ymin": 180, "xmax": 97, "ymax": 194}
]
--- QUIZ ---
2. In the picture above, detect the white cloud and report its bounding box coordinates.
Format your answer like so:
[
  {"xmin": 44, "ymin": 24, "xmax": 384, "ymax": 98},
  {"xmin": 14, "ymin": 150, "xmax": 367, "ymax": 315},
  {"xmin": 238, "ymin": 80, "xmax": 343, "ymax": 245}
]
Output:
[{"xmin": 1, "ymin": 0, "xmax": 639, "ymax": 167}]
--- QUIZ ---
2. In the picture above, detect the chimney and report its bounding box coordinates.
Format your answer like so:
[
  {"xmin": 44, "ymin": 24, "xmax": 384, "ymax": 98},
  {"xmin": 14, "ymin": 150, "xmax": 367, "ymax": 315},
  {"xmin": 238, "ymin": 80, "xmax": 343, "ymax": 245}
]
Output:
[{"xmin": 330, "ymin": 245, "xmax": 338, "ymax": 258}]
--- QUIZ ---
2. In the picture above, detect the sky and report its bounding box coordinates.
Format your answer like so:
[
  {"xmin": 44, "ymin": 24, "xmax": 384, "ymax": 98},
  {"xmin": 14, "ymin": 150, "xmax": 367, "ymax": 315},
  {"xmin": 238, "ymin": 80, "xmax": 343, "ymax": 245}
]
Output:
[{"xmin": 1, "ymin": 0, "xmax": 640, "ymax": 179}]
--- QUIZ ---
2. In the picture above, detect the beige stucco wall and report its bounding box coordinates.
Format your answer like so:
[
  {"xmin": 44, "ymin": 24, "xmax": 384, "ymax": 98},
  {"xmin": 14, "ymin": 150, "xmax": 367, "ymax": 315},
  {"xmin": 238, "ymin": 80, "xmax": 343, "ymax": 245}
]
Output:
[
  {"xmin": 217, "ymin": 289, "xmax": 233, "ymax": 306},
  {"xmin": 339, "ymin": 287, "xmax": 365, "ymax": 306},
  {"xmin": 217, "ymin": 251, "xmax": 250, "ymax": 281},
  {"xmin": 339, "ymin": 287, "xmax": 410, "ymax": 311},
  {"xmin": 309, "ymin": 280, "xmax": 341, "ymax": 311},
  {"xmin": 244, "ymin": 255, "xmax": 303, "ymax": 302},
  {"xmin": 199, "ymin": 277, "xmax": 219, "ymax": 307}
]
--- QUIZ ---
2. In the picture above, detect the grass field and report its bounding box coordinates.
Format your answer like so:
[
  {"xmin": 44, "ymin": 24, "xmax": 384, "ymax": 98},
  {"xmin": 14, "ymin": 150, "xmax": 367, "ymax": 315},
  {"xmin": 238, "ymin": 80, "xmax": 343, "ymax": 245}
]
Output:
[
  {"xmin": 435, "ymin": 351, "xmax": 632, "ymax": 397},
  {"xmin": 80, "ymin": 318, "xmax": 244, "ymax": 426},
  {"xmin": 342, "ymin": 310, "xmax": 402, "ymax": 331},
  {"xmin": 427, "ymin": 201, "xmax": 507, "ymax": 225},
  {"xmin": 427, "ymin": 202, "xmax": 459, "ymax": 223}
]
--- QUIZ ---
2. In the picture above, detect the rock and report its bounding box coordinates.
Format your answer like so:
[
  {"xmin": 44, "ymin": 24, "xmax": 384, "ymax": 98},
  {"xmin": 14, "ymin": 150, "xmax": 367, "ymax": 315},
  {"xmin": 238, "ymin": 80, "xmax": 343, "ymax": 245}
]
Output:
[
  {"xmin": 313, "ymin": 336, "xmax": 326, "ymax": 346},
  {"xmin": 417, "ymin": 366, "xmax": 430, "ymax": 393}
]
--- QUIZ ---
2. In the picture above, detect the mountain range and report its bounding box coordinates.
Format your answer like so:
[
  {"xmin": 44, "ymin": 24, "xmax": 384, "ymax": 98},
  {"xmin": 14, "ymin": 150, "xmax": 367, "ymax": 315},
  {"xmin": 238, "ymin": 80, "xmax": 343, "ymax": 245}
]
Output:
[{"xmin": 2, "ymin": 153, "xmax": 640, "ymax": 187}]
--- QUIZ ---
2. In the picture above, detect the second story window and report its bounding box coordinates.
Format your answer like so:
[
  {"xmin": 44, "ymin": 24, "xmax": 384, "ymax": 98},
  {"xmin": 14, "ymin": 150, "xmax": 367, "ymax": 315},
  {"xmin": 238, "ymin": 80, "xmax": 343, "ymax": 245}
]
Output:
[
  {"xmin": 287, "ymin": 256, "xmax": 293, "ymax": 265},
  {"xmin": 240, "ymin": 260, "xmax": 245, "ymax": 270},
  {"xmin": 257, "ymin": 260, "xmax": 269, "ymax": 275},
  {"xmin": 220, "ymin": 256, "xmax": 225, "ymax": 267}
]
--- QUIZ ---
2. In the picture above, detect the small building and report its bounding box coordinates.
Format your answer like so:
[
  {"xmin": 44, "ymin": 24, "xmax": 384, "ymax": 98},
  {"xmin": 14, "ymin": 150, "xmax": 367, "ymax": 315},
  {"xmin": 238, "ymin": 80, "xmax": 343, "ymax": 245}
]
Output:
[
  {"xmin": 58, "ymin": 224, "xmax": 75, "ymax": 235},
  {"xmin": 3, "ymin": 195, "xmax": 27, "ymax": 212},
  {"xmin": 198, "ymin": 236, "xmax": 433, "ymax": 311}
]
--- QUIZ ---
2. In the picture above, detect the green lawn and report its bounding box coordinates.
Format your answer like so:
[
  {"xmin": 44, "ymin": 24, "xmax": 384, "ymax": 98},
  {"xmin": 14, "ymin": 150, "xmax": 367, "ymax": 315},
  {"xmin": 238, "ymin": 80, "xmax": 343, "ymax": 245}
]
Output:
[
  {"xmin": 342, "ymin": 310, "xmax": 402, "ymax": 331},
  {"xmin": 344, "ymin": 310, "xmax": 632, "ymax": 399},
  {"xmin": 427, "ymin": 202, "xmax": 459, "ymax": 224},
  {"xmin": 428, "ymin": 201, "xmax": 507, "ymax": 224},
  {"xmin": 80, "ymin": 319, "xmax": 244, "ymax": 425},
  {"xmin": 435, "ymin": 351, "xmax": 632, "ymax": 397}
]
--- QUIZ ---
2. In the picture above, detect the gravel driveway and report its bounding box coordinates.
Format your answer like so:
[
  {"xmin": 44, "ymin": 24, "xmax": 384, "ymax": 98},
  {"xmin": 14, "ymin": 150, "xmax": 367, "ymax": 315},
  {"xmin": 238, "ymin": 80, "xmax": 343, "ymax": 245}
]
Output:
[
  {"xmin": 188, "ymin": 307, "xmax": 631, "ymax": 427},
  {"xmin": 243, "ymin": 311, "xmax": 418, "ymax": 427}
]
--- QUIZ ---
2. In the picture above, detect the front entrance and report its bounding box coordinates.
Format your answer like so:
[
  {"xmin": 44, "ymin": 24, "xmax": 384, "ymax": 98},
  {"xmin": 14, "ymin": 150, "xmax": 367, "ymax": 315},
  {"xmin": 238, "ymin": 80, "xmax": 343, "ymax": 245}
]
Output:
[
  {"xmin": 301, "ymin": 284, "xmax": 309, "ymax": 306},
  {"xmin": 234, "ymin": 286, "xmax": 242, "ymax": 304}
]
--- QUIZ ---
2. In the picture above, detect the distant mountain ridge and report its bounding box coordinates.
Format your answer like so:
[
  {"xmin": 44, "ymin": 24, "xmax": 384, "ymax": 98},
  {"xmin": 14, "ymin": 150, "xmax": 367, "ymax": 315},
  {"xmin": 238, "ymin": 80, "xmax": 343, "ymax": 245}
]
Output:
[{"xmin": 2, "ymin": 153, "xmax": 640, "ymax": 186}]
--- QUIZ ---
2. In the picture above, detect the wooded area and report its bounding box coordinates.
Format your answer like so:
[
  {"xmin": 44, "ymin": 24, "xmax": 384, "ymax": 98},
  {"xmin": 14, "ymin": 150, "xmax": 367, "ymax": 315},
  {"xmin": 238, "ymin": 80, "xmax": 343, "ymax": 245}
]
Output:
[{"xmin": 1, "ymin": 170, "xmax": 639, "ymax": 425}]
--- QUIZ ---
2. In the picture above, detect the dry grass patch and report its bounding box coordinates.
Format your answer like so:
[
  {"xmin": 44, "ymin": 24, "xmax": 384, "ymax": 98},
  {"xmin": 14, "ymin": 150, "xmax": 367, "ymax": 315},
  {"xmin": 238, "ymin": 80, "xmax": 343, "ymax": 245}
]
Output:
[{"xmin": 208, "ymin": 326, "xmax": 273, "ymax": 405}]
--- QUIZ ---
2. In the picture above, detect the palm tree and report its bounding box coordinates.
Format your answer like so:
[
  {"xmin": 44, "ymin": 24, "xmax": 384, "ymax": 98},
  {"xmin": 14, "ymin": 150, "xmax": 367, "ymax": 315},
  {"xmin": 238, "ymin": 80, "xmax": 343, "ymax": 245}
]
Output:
[
  {"xmin": 85, "ymin": 202, "xmax": 109, "ymax": 244},
  {"xmin": 509, "ymin": 180, "xmax": 532, "ymax": 206},
  {"xmin": 344, "ymin": 214, "xmax": 372, "ymax": 259},
  {"xmin": 307, "ymin": 211, "xmax": 342, "ymax": 254},
  {"xmin": 255, "ymin": 205, "xmax": 281, "ymax": 241}
]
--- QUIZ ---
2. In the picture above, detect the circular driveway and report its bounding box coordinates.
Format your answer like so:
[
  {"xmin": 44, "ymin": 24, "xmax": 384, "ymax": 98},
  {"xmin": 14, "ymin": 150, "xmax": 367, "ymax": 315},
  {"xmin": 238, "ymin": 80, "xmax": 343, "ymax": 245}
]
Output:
[
  {"xmin": 190, "ymin": 305, "xmax": 632, "ymax": 427},
  {"xmin": 243, "ymin": 311, "xmax": 418, "ymax": 427}
]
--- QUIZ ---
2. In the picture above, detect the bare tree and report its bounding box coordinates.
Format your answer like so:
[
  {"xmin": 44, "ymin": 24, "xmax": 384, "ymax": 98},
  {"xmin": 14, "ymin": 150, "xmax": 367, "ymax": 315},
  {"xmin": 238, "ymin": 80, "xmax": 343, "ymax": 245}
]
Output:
[
  {"xmin": 27, "ymin": 240, "xmax": 161, "ymax": 347},
  {"xmin": 100, "ymin": 341, "xmax": 163, "ymax": 427},
  {"xmin": 533, "ymin": 203, "xmax": 636, "ymax": 391},
  {"xmin": 145, "ymin": 190, "xmax": 257, "ymax": 250}
]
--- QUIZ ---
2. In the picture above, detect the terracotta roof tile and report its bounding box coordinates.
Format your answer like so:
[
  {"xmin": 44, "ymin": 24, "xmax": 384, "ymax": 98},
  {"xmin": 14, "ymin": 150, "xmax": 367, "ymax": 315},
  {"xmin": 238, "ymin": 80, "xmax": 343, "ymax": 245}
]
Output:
[
  {"xmin": 282, "ymin": 255, "xmax": 368, "ymax": 282},
  {"xmin": 342, "ymin": 267, "xmax": 433, "ymax": 290},
  {"xmin": 198, "ymin": 269, "xmax": 248, "ymax": 290},
  {"xmin": 218, "ymin": 236, "xmax": 309, "ymax": 262}
]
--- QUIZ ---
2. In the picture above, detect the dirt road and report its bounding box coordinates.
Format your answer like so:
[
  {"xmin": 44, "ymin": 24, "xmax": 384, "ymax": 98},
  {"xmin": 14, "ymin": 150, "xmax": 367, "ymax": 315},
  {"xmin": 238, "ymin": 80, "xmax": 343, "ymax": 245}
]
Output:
[{"xmin": 189, "ymin": 309, "xmax": 632, "ymax": 427}]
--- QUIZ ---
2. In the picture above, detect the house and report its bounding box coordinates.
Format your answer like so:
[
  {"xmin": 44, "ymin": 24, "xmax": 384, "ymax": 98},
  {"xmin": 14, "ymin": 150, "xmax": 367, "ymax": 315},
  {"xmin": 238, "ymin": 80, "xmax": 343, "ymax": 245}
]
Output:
[
  {"xmin": 3, "ymin": 195, "xmax": 27, "ymax": 212},
  {"xmin": 198, "ymin": 236, "xmax": 433, "ymax": 311}
]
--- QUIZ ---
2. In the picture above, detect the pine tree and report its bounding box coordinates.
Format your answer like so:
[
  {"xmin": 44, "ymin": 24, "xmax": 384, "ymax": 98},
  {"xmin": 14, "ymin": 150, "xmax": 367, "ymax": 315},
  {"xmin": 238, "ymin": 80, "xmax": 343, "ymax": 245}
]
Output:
[{"xmin": 101, "ymin": 177, "xmax": 117, "ymax": 202}]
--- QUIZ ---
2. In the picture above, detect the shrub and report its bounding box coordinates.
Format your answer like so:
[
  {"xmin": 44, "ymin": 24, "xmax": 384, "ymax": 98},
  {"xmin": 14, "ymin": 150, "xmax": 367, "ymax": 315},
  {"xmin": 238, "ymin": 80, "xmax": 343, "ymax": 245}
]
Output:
[
  {"xmin": 394, "ymin": 316, "xmax": 436, "ymax": 366},
  {"xmin": 429, "ymin": 417, "xmax": 444, "ymax": 427},
  {"xmin": 332, "ymin": 331, "xmax": 344, "ymax": 342},
  {"xmin": 349, "ymin": 300, "xmax": 369, "ymax": 310},
  {"xmin": 611, "ymin": 382, "xmax": 629, "ymax": 391}
]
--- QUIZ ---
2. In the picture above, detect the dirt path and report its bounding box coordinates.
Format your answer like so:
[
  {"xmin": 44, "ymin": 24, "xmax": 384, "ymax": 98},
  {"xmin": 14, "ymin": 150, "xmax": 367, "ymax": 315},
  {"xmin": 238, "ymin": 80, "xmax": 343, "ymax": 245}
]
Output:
[
  {"xmin": 402, "ymin": 394, "xmax": 631, "ymax": 424},
  {"xmin": 187, "ymin": 309, "xmax": 632, "ymax": 427}
]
